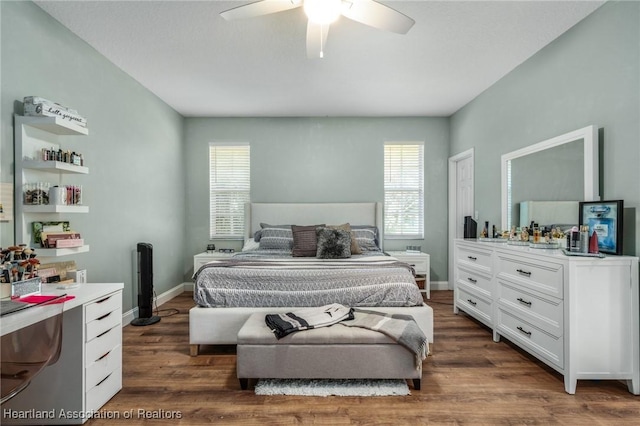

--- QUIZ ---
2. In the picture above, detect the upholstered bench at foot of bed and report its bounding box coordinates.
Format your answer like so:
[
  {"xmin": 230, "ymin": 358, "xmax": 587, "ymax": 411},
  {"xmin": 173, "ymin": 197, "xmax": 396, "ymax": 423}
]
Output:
[
  {"xmin": 189, "ymin": 304, "xmax": 434, "ymax": 356},
  {"xmin": 236, "ymin": 312, "xmax": 423, "ymax": 391}
]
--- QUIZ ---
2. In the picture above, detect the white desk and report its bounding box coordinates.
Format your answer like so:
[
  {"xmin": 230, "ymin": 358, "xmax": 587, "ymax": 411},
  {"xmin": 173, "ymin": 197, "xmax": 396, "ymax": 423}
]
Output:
[{"xmin": 1, "ymin": 283, "xmax": 124, "ymax": 424}]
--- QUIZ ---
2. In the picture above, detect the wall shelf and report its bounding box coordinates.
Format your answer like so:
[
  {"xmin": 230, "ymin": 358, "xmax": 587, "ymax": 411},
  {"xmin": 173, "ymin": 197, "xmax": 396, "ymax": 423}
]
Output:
[
  {"xmin": 14, "ymin": 115, "xmax": 90, "ymax": 261},
  {"xmin": 18, "ymin": 115, "xmax": 88, "ymax": 136},
  {"xmin": 22, "ymin": 160, "xmax": 88, "ymax": 174},
  {"xmin": 37, "ymin": 245, "xmax": 90, "ymax": 257},
  {"xmin": 23, "ymin": 205, "xmax": 89, "ymax": 213}
]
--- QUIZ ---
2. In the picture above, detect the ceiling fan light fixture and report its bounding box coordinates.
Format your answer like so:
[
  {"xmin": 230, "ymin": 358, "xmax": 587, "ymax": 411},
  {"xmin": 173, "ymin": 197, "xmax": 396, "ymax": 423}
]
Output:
[{"xmin": 304, "ymin": 0, "xmax": 342, "ymax": 25}]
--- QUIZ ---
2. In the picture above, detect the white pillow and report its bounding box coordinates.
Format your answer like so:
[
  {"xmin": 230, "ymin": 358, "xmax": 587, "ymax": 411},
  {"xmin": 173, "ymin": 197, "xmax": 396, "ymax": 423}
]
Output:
[{"xmin": 242, "ymin": 238, "xmax": 260, "ymax": 251}]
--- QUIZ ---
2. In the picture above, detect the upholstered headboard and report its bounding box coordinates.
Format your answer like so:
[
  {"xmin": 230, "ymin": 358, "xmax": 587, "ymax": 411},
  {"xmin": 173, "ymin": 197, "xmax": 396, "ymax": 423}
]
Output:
[{"xmin": 244, "ymin": 202, "xmax": 384, "ymax": 250}]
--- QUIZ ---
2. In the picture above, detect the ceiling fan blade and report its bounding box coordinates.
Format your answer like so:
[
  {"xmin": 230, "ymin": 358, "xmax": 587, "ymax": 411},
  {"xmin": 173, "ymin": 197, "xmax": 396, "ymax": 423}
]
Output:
[
  {"xmin": 341, "ymin": 0, "xmax": 415, "ymax": 34},
  {"xmin": 306, "ymin": 21, "xmax": 330, "ymax": 59},
  {"xmin": 220, "ymin": 0, "xmax": 302, "ymax": 21}
]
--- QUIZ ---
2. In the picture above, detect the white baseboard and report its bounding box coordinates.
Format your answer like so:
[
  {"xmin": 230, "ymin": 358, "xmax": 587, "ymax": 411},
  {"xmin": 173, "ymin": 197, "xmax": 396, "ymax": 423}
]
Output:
[
  {"xmin": 122, "ymin": 282, "xmax": 191, "ymax": 326},
  {"xmin": 431, "ymin": 280, "xmax": 451, "ymax": 291}
]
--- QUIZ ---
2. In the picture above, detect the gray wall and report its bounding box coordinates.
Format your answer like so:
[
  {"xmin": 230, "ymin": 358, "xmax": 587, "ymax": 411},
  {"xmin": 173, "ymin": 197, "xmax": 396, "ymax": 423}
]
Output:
[
  {"xmin": 450, "ymin": 0, "xmax": 639, "ymax": 256},
  {"xmin": 0, "ymin": 1, "xmax": 186, "ymax": 312},
  {"xmin": 184, "ymin": 117, "xmax": 450, "ymax": 281}
]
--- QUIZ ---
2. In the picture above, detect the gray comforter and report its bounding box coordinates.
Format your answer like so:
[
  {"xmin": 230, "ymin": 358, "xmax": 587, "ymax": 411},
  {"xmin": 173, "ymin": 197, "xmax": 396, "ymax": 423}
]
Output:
[{"xmin": 193, "ymin": 253, "xmax": 423, "ymax": 308}]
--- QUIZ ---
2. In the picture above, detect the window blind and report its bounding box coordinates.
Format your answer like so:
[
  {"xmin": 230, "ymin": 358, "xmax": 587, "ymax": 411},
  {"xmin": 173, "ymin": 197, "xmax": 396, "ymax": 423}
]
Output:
[
  {"xmin": 384, "ymin": 142, "xmax": 424, "ymax": 239},
  {"xmin": 209, "ymin": 143, "xmax": 250, "ymax": 239}
]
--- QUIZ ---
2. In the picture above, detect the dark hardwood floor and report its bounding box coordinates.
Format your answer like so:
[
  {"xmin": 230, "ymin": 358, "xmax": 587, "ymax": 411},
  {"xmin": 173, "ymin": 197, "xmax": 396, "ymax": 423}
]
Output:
[{"xmin": 89, "ymin": 291, "xmax": 639, "ymax": 425}]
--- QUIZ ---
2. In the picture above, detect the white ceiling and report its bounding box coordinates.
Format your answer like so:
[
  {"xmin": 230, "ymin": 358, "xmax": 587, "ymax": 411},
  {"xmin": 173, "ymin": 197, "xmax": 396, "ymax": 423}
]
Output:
[{"xmin": 35, "ymin": 0, "xmax": 605, "ymax": 117}]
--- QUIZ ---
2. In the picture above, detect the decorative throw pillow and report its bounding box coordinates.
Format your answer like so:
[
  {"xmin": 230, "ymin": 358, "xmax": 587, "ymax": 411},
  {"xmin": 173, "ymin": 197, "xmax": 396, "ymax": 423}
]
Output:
[
  {"xmin": 292, "ymin": 224, "xmax": 324, "ymax": 257},
  {"xmin": 328, "ymin": 223, "xmax": 362, "ymax": 254},
  {"xmin": 351, "ymin": 225, "xmax": 380, "ymax": 248},
  {"xmin": 254, "ymin": 224, "xmax": 291, "ymax": 242},
  {"xmin": 351, "ymin": 228, "xmax": 380, "ymax": 252},
  {"xmin": 316, "ymin": 227, "xmax": 352, "ymax": 259},
  {"xmin": 259, "ymin": 228, "xmax": 294, "ymax": 250}
]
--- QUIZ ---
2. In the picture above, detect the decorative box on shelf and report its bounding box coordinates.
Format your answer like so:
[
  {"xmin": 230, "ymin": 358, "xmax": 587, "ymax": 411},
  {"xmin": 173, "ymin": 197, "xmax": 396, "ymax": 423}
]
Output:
[{"xmin": 11, "ymin": 276, "xmax": 41, "ymax": 297}]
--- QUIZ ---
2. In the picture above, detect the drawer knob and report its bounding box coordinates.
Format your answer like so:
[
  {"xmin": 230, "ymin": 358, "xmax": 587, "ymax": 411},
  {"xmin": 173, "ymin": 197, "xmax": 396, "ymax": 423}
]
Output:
[
  {"xmin": 516, "ymin": 269, "xmax": 532, "ymax": 277},
  {"xmin": 517, "ymin": 326, "xmax": 532, "ymax": 337},
  {"xmin": 517, "ymin": 297, "xmax": 532, "ymax": 307},
  {"xmin": 467, "ymin": 277, "xmax": 477, "ymax": 284},
  {"xmin": 467, "ymin": 299, "xmax": 477, "ymax": 306},
  {"xmin": 467, "ymin": 256, "xmax": 477, "ymax": 261}
]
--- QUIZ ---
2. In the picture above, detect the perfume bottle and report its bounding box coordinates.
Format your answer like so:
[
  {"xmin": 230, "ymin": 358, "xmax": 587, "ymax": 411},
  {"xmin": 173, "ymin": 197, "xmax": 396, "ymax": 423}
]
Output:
[
  {"xmin": 580, "ymin": 225, "xmax": 589, "ymax": 253},
  {"xmin": 589, "ymin": 230, "xmax": 599, "ymax": 254}
]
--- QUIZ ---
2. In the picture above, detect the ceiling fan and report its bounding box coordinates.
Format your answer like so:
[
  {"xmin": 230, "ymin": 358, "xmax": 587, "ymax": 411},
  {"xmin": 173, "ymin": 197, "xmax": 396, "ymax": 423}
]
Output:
[{"xmin": 220, "ymin": 0, "xmax": 415, "ymax": 58}]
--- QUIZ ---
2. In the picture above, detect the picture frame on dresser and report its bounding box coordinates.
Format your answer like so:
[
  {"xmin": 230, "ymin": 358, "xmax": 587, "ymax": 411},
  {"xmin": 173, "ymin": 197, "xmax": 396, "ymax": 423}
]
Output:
[{"xmin": 578, "ymin": 199, "xmax": 623, "ymax": 255}]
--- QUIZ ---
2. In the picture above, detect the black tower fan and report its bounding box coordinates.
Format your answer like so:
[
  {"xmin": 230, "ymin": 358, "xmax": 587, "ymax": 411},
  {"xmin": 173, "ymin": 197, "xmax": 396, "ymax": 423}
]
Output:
[{"xmin": 130, "ymin": 243, "xmax": 160, "ymax": 326}]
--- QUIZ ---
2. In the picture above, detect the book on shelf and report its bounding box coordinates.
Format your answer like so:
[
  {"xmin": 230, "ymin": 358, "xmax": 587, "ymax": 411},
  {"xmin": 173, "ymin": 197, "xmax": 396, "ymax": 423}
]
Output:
[{"xmin": 41, "ymin": 231, "xmax": 82, "ymax": 248}]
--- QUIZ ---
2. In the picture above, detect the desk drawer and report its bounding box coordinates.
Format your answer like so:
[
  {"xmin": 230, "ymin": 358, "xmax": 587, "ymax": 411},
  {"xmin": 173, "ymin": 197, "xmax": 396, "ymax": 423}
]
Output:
[
  {"xmin": 86, "ymin": 292, "xmax": 121, "ymax": 323},
  {"xmin": 86, "ymin": 308, "xmax": 122, "ymax": 342},
  {"xmin": 86, "ymin": 344, "xmax": 122, "ymax": 389},
  {"xmin": 497, "ymin": 254, "xmax": 563, "ymax": 298},
  {"xmin": 86, "ymin": 366, "xmax": 122, "ymax": 413},
  {"xmin": 86, "ymin": 324, "xmax": 122, "ymax": 364}
]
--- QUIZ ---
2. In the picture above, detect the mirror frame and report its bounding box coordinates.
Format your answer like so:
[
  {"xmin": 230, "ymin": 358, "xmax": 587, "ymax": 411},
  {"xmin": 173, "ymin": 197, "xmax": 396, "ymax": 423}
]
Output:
[{"xmin": 501, "ymin": 125, "xmax": 600, "ymax": 230}]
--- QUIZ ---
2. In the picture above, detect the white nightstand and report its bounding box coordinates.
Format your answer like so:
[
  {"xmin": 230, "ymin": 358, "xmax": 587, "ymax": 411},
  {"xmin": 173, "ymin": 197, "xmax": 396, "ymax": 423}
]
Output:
[
  {"xmin": 193, "ymin": 251, "xmax": 235, "ymax": 272},
  {"xmin": 386, "ymin": 251, "xmax": 431, "ymax": 299}
]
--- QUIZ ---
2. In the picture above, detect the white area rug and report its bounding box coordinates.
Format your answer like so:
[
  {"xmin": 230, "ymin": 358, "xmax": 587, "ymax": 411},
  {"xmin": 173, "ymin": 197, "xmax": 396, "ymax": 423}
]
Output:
[{"xmin": 254, "ymin": 378, "xmax": 410, "ymax": 397}]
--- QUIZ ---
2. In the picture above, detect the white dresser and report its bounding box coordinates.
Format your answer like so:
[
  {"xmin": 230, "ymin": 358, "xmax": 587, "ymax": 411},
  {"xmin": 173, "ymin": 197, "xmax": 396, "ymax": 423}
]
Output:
[
  {"xmin": 454, "ymin": 239, "xmax": 639, "ymax": 395},
  {"xmin": 2, "ymin": 283, "xmax": 124, "ymax": 424}
]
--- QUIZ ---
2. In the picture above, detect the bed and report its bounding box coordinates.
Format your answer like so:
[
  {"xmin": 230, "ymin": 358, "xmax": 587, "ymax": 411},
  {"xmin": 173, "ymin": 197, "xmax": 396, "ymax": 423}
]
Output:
[{"xmin": 189, "ymin": 202, "xmax": 434, "ymax": 356}]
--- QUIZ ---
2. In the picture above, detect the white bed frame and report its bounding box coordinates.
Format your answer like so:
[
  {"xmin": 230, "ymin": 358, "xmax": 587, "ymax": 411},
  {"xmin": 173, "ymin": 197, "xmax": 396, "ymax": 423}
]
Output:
[{"xmin": 189, "ymin": 202, "xmax": 433, "ymax": 355}]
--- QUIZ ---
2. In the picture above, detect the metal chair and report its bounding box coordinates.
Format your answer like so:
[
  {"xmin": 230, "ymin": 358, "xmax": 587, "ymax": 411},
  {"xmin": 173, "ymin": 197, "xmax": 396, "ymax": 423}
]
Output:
[{"xmin": 1, "ymin": 300, "xmax": 64, "ymax": 404}]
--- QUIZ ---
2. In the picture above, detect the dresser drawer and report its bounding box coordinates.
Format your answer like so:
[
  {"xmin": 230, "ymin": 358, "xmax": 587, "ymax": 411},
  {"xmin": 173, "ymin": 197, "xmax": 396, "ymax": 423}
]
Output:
[
  {"xmin": 496, "ymin": 253, "xmax": 563, "ymax": 298},
  {"xmin": 497, "ymin": 308, "xmax": 563, "ymax": 369},
  {"xmin": 86, "ymin": 292, "xmax": 121, "ymax": 323},
  {"xmin": 86, "ymin": 324, "xmax": 122, "ymax": 365},
  {"xmin": 457, "ymin": 266, "xmax": 492, "ymax": 296},
  {"xmin": 457, "ymin": 284, "xmax": 493, "ymax": 325},
  {"xmin": 456, "ymin": 244, "xmax": 493, "ymax": 275},
  {"xmin": 86, "ymin": 366, "xmax": 122, "ymax": 413},
  {"xmin": 497, "ymin": 281, "xmax": 563, "ymax": 337},
  {"xmin": 86, "ymin": 308, "xmax": 122, "ymax": 342},
  {"xmin": 86, "ymin": 344, "xmax": 122, "ymax": 389}
]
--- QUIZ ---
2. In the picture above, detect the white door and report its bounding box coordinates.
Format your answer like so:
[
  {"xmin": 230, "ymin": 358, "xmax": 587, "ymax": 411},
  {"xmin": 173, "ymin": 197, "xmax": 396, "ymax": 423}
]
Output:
[
  {"xmin": 448, "ymin": 149, "xmax": 474, "ymax": 290},
  {"xmin": 456, "ymin": 156, "xmax": 474, "ymax": 238}
]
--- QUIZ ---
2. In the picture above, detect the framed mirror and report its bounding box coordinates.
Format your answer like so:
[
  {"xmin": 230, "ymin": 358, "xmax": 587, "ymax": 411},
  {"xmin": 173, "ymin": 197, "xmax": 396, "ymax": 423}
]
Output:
[{"xmin": 501, "ymin": 125, "xmax": 599, "ymax": 230}]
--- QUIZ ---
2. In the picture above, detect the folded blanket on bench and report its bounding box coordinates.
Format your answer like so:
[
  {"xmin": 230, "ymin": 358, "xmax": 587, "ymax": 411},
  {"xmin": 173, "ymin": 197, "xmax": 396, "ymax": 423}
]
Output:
[
  {"xmin": 340, "ymin": 308, "xmax": 428, "ymax": 369},
  {"xmin": 265, "ymin": 303, "xmax": 353, "ymax": 339}
]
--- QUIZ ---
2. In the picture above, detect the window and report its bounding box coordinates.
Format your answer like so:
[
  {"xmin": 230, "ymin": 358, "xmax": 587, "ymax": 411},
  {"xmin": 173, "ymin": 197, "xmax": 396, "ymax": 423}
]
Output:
[
  {"xmin": 209, "ymin": 143, "xmax": 250, "ymax": 239},
  {"xmin": 384, "ymin": 142, "xmax": 424, "ymax": 239}
]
